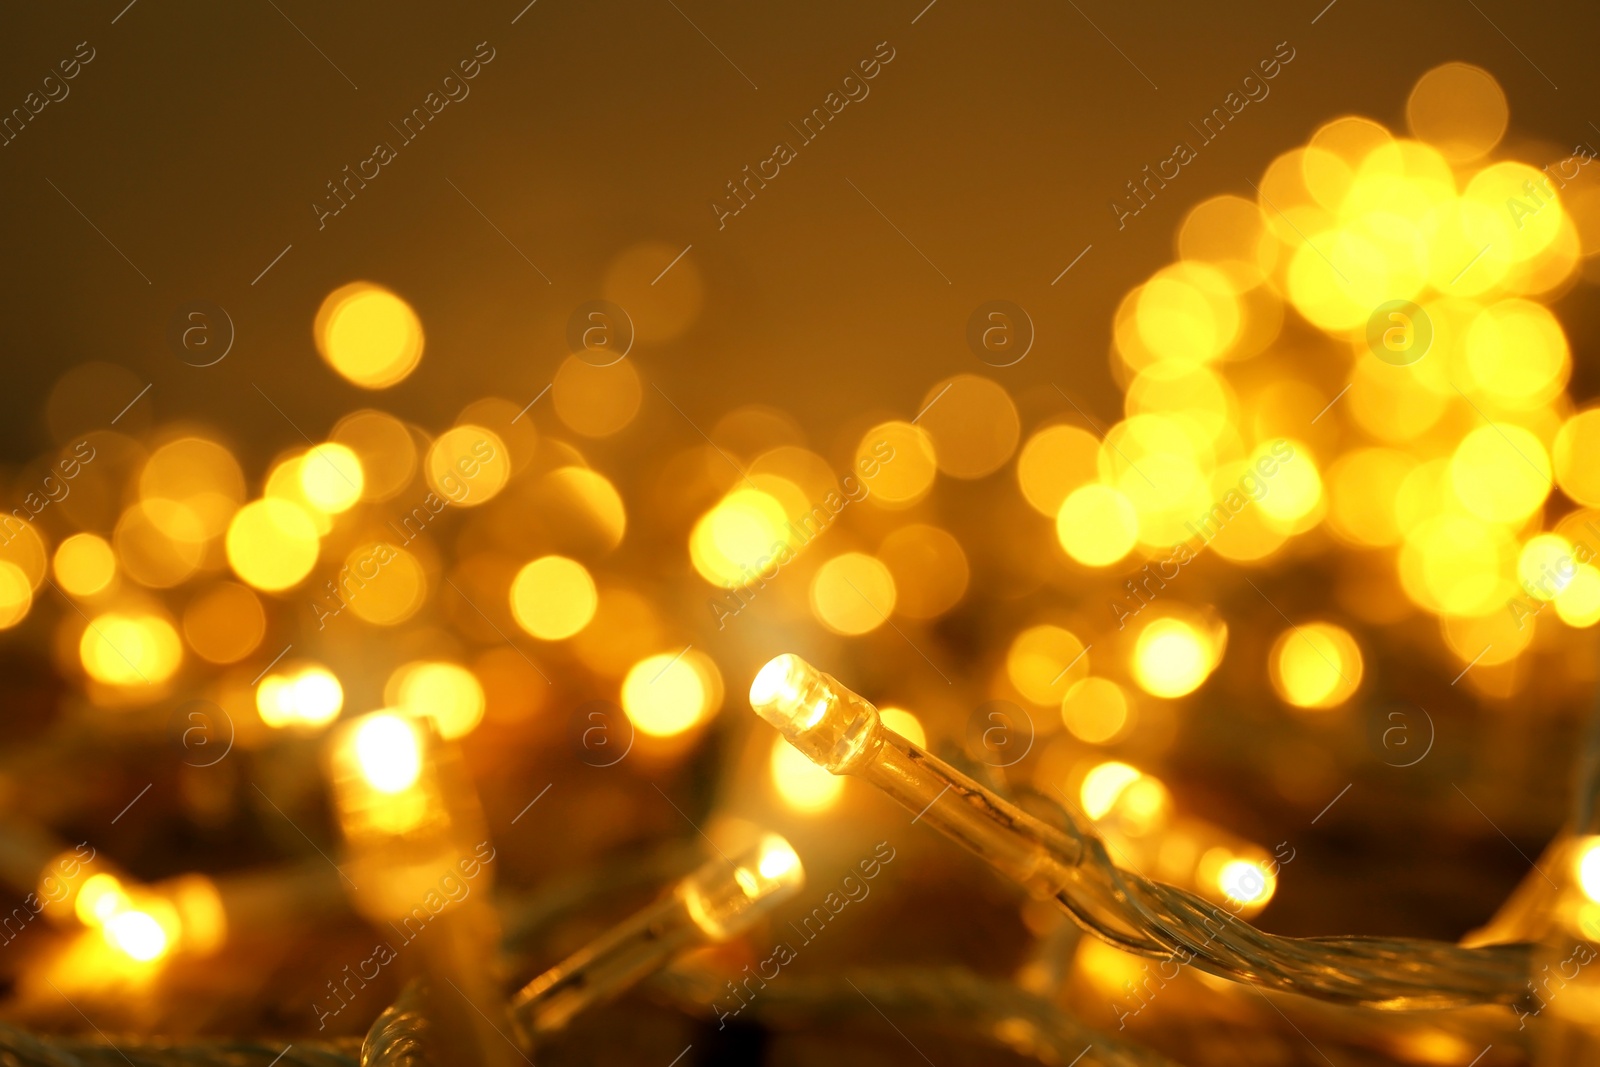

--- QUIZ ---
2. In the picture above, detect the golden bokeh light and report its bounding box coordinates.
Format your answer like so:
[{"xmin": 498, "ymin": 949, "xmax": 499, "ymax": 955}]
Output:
[
  {"xmin": 1056, "ymin": 484, "xmax": 1139, "ymax": 566},
  {"xmin": 0, "ymin": 561, "xmax": 32, "ymax": 629},
  {"xmin": 1448, "ymin": 425, "xmax": 1551, "ymax": 524},
  {"xmin": 0, "ymin": 518, "xmax": 47, "ymax": 592},
  {"xmin": 426, "ymin": 426, "xmax": 509, "ymax": 506},
  {"xmin": 389, "ymin": 661, "xmax": 486, "ymax": 740},
  {"xmin": 1132, "ymin": 616, "xmax": 1220, "ymax": 699},
  {"xmin": 182, "ymin": 581, "xmax": 265, "ymax": 664},
  {"xmin": 1080, "ymin": 761, "xmax": 1143, "ymax": 821},
  {"xmin": 857, "ymin": 420, "xmax": 936, "ymax": 507},
  {"xmin": 1555, "ymin": 565, "xmax": 1600, "ymax": 628},
  {"xmin": 771, "ymin": 736, "xmax": 844, "ymax": 812},
  {"xmin": 1554, "ymin": 408, "xmax": 1600, "ymax": 507},
  {"xmin": 1269, "ymin": 623, "xmax": 1363, "ymax": 709},
  {"xmin": 1463, "ymin": 300, "xmax": 1569, "ymax": 409},
  {"xmin": 552, "ymin": 356, "xmax": 642, "ymax": 438},
  {"xmin": 298, "ymin": 443, "xmax": 365, "ymax": 514},
  {"xmin": 1060, "ymin": 677, "xmax": 1131, "ymax": 744},
  {"xmin": 510, "ymin": 556, "xmax": 597, "ymax": 640},
  {"xmin": 1006, "ymin": 624, "xmax": 1089, "ymax": 706},
  {"xmin": 689, "ymin": 488, "xmax": 790, "ymax": 589},
  {"xmin": 1016, "ymin": 424, "xmax": 1100, "ymax": 517},
  {"xmin": 1405, "ymin": 62, "xmax": 1507, "ymax": 163},
  {"xmin": 53, "ymin": 533, "xmax": 116, "ymax": 597},
  {"xmin": 257, "ymin": 664, "xmax": 344, "ymax": 729},
  {"xmin": 314, "ymin": 282, "xmax": 424, "ymax": 389},
  {"xmin": 542, "ymin": 467, "xmax": 627, "ymax": 553},
  {"xmin": 104, "ymin": 908, "xmax": 170, "ymax": 962},
  {"xmin": 225, "ymin": 499, "xmax": 321, "ymax": 592},
  {"xmin": 1518, "ymin": 534, "xmax": 1576, "ymax": 602},
  {"xmin": 621, "ymin": 650, "xmax": 719, "ymax": 738},
  {"xmin": 878, "ymin": 707, "xmax": 926, "ymax": 747},
  {"xmin": 264, "ymin": 455, "xmax": 333, "ymax": 538},
  {"xmin": 139, "ymin": 437, "xmax": 244, "ymax": 541},
  {"xmin": 114, "ymin": 502, "xmax": 205, "ymax": 588},
  {"xmin": 80, "ymin": 612, "xmax": 182, "ymax": 686},
  {"xmin": 1577, "ymin": 838, "xmax": 1600, "ymax": 904},
  {"xmin": 76, "ymin": 872, "xmax": 129, "ymax": 926},
  {"xmin": 914, "ymin": 375, "xmax": 1019, "ymax": 479},
  {"xmin": 341, "ymin": 542, "xmax": 427, "ymax": 626},
  {"xmin": 331, "ymin": 409, "xmax": 418, "ymax": 502},
  {"xmin": 810, "ymin": 552, "xmax": 896, "ymax": 635},
  {"xmin": 1136, "ymin": 261, "xmax": 1241, "ymax": 364},
  {"xmin": 1327, "ymin": 448, "xmax": 1416, "ymax": 547},
  {"xmin": 352, "ymin": 713, "xmax": 424, "ymax": 794},
  {"xmin": 1400, "ymin": 514, "xmax": 1516, "ymax": 616},
  {"xmin": 1214, "ymin": 854, "xmax": 1278, "ymax": 910}
]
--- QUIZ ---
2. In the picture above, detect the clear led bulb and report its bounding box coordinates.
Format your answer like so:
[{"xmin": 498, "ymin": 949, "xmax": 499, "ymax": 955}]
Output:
[{"xmin": 511, "ymin": 833, "xmax": 805, "ymax": 1040}]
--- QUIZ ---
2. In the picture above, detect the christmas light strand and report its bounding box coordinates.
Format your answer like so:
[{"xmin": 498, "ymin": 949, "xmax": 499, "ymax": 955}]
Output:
[{"xmin": 749, "ymin": 653, "xmax": 1535, "ymax": 1010}]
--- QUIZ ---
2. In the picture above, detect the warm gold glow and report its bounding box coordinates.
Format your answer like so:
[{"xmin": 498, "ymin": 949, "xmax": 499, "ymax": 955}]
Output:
[
  {"xmin": 552, "ymin": 356, "xmax": 643, "ymax": 437},
  {"xmin": 771, "ymin": 735, "xmax": 845, "ymax": 812},
  {"xmin": 510, "ymin": 556, "xmax": 597, "ymax": 640},
  {"xmin": 878, "ymin": 707, "xmax": 926, "ymax": 748},
  {"xmin": 226, "ymin": 498, "xmax": 321, "ymax": 591},
  {"xmin": 1060, "ymin": 677, "xmax": 1130, "ymax": 744},
  {"xmin": 315, "ymin": 282, "xmax": 425, "ymax": 389},
  {"xmin": 389, "ymin": 661, "xmax": 486, "ymax": 740},
  {"xmin": 915, "ymin": 375, "xmax": 1020, "ymax": 479},
  {"xmin": 0, "ymin": 561, "xmax": 33, "ymax": 630},
  {"xmin": 1132, "ymin": 617, "xmax": 1218, "ymax": 698},
  {"xmin": 298, "ymin": 443, "xmax": 365, "ymax": 513},
  {"xmin": 182, "ymin": 581, "xmax": 266, "ymax": 664},
  {"xmin": 257, "ymin": 664, "xmax": 344, "ymax": 729},
  {"xmin": 1080, "ymin": 761, "xmax": 1143, "ymax": 820},
  {"xmin": 76, "ymin": 873, "xmax": 129, "ymax": 926},
  {"xmin": 859, "ymin": 421, "xmax": 937, "ymax": 507},
  {"xmin": 689, "ymin": 488, "xmax": 790, "ymax": 589},
  {"xmin": 103, "ymin": 908, "xmax": 170, "ymax": 962},
  {"xmin": 1577, "ymin": 838, "xmax": 1600, "ymax": 904},
  {"xmin": 53, "ymin": 533, "xmax": 116, "ymax": 597},
  {"xmin": 1006, "ymin": 624, "xmax": 1090, "ymax": 705},
  {"xmin": 352, "ymin": 713, "xmax": 424, "ymax": 794},
  {"xmin": 810, "ymin": 552, "xmax": 896, "ymax": 635},
  {"xmin": 80, "ymin": 612, "xmax": 182, "ymax": 686},
  {"xmin": 1056, "ymin": 484, "xmax": 1139, "ymax": 566},
  {"xmin": 425, "ymin": 426, "xmax": 510, "ymax": 506},
  {"xmin": 622, "ymin": 651, "xmax": 715, "ymax": 737},
  {"xmin": 1016, "ymin": 425, "xmax": 1100, "ymax": 517},
  {"xmin": 1270, "ymin": 623, "xmax": 1363, "ymax": 709},
  {"xmin": 1217, "ymin": 857, "xmax": 1277, "ymax": 908}
]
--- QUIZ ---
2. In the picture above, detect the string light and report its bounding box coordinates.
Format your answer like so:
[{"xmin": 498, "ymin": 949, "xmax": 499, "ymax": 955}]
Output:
[
  {"xmin": 749, "ymin": 653, "xmax": 1532, "ymax": 1008},
  {"xmin": 510, "ymin": 834, "xmax": 804, "ymax": 1038}
]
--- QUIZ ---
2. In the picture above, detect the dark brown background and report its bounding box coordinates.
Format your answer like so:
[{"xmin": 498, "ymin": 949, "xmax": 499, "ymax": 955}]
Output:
[{"xmin": 2, "ymin": 0, "xmax": 1597, "ymax": 458}]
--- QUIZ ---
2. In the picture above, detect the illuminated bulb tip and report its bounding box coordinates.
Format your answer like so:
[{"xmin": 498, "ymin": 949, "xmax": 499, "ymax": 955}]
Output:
[
  {"xmin": 749, "ymin": 654, "xmax": 810, "ymax": 726},
  {"xmin": 747, "ymin": 654, "xmax": 882, "ymax": 773},
  {"xmin": 754, "ymin": 835, "xmax": 803, "ymax": 887}
]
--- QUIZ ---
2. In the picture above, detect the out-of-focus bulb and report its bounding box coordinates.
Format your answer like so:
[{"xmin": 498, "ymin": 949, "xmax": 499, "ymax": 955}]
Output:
[
  {"xmin": 104, "ymin": 909, "xmax": 169, "ymax": 962},
  {"xmin": 1576, "ymin": 837, "xmax": 1600, "ymax": 903},
  {"xmin": 1080, "ymin": 761, "xmax": 1143, "ymax": 820},
  {"xmin": 354, "ymin": 713, "xmax": 423, "ymax": 794},
  {"xmin": 1219, "ymin": 858, "xmax": 1275, "ymax": 906},
  {"xmin": 76, "ymin": 873, "xmax": 128, "ymax": 926},
  {"xmin": 682, "ymin": 833, "xmax": 806, "ymax": 940}
]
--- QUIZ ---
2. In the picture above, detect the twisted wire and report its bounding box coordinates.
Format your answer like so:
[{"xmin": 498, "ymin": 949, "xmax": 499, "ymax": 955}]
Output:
[
  {"xmin": 0, "ymin": 1023, "xmax": 358, "ymax": 1067},
  {"xmin": 1017, "ymin": 787, "xmax": 1533, "ymax": 1009}
]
